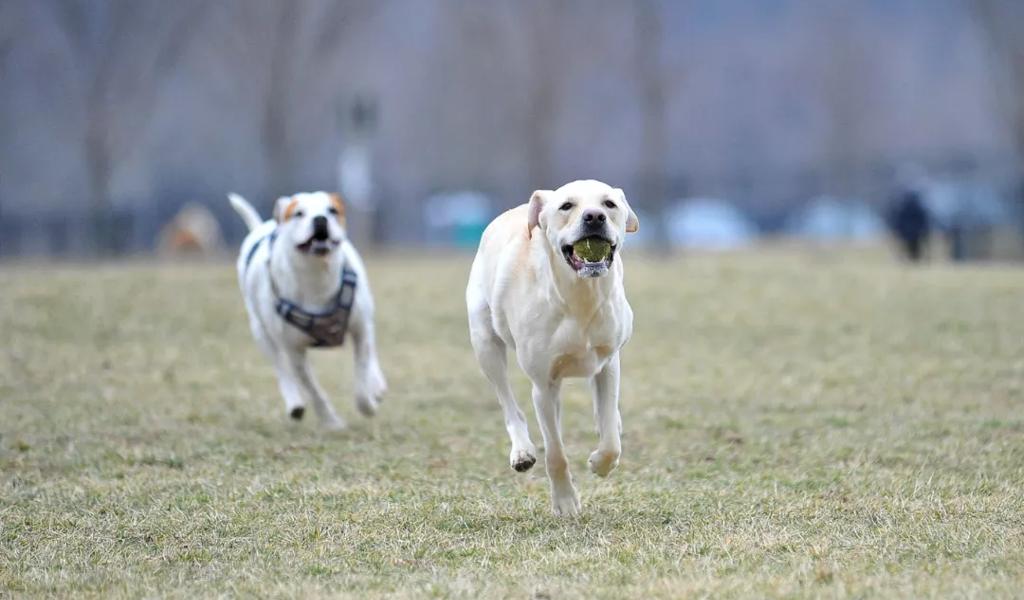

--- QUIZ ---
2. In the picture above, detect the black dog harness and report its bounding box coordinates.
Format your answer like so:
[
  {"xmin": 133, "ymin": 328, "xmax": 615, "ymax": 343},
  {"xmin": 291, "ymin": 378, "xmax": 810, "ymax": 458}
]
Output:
[{"xmin": 245, "ymin": 231, "xmax": 357, "ymax": 348}]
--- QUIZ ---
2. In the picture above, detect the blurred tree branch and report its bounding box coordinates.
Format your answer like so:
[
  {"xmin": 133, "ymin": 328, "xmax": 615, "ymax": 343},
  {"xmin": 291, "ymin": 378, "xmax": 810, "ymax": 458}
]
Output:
[
  {"xmin": 51, "ymin": 0, "xmax": 207, "ymax": 253},
  {"xmin": 971, "ymin": 0, "xmax": 1024, "ymax": 171},
  {"xmin": 216, "ymin": 0, "xmax": 380, "ymax": 199}
]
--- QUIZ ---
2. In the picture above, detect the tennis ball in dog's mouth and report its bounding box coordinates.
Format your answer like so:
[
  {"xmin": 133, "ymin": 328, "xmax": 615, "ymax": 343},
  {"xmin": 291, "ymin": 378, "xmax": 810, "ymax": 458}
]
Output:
[{"xmin": 573, "ymin": 237, "xmax": 612, "ymax": 262}]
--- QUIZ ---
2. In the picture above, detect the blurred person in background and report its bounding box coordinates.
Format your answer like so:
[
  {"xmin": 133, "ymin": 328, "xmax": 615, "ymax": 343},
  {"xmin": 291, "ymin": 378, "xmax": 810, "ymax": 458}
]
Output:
[{"xmin": 887, "ymin": 169, "xmax": 931, "ymax": 262}]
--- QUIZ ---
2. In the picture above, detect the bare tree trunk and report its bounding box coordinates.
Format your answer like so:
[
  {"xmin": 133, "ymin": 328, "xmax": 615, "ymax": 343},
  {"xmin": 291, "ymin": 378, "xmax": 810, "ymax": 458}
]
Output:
[
  {"xmin": 262, "ymin": 2, "xmax": 298, "ymax": 199},
  {"xmin": 634, "ymin": 0, "xmax": 670, "ymax": 248},
  {"xmin": 85, "ymin": 107, "xmax": 114, "ymax": 253},
  {"xmin": 522, "ymin": 1, "xmax": 561, "ymax": 190},
  {"xmin": 971, "ymin": 0, "xmax": 1024, "ymax": 237}
]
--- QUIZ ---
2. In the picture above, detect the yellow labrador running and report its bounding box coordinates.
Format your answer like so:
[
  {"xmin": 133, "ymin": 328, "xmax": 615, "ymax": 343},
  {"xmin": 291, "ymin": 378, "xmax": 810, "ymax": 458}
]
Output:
[{"xmin": 466, "ymin": 179, "xmax": 639, "ymax": 516}]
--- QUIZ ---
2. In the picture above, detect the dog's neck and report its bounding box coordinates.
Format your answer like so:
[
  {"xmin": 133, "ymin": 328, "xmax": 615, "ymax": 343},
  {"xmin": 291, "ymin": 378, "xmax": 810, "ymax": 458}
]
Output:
[
  {"xmin": 270, "ymin": 244, "xmax": 345, "ymax": 308},
  {"xmin": 532, "ymin": 235, "xmax": 620, "ymax": 318}
]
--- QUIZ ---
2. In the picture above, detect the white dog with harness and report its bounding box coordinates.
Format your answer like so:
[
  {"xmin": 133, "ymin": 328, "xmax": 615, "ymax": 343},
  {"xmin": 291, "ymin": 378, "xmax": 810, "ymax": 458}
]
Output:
[{"xmin": 229, "ymin": 191, "xmax": 386, "ymax": 429}]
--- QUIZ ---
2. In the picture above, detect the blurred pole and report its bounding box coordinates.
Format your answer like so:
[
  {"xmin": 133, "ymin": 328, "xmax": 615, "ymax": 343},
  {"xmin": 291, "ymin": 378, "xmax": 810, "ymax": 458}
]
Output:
[
  {"xmin": 337, "ymin": 96, "xmax": 378, "ymax": 249},
  {"xmin": 634, "ymin": 0, "xmax": 670, "ymax": 250}
]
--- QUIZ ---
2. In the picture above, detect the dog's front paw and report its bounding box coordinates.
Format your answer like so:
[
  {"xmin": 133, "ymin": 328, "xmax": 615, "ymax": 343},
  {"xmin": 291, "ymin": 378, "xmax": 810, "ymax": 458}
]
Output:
[
  {"xmin": 509, "ymin": 446, "xmax": 537, "ymax": 472},
  {"xmin": 588, "ymin": 448, "xmax": 620, "ymax": 477},
  {"xmin": 355, "ymin": 371, "xmax": 387, "ymax": 417},
  {"xmin": 355, "ymin": 393, "xmax": 379, "ymax": 417},
  {"xmin": 551, "ymin": 484, "xmax": 581, "ymax": 517}
]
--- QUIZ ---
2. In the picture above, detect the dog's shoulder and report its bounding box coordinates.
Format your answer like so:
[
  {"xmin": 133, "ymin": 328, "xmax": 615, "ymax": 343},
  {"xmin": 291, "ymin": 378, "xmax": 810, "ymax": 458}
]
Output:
[
  {"xmin": 481, "ymin": 204, "xmax": 529, "ymax": 246},
  {"xmin": 236, "ymin": 220, "xmax": 277, "ymax": 277}
]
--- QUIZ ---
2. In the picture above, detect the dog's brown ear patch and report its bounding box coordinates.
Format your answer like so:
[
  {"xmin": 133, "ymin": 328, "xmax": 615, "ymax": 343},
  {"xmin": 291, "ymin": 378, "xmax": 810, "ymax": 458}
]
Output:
[
  {"xmin": 274, "ymin": 196, "xmax": 299, "ymax": 222},
  {"xmin": 329, "ymin": 193, "xmax": 346, "ymax": 222}
]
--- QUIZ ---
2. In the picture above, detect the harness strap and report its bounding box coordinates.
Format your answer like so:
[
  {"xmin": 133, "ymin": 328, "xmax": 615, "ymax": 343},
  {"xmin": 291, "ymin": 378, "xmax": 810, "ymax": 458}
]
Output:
[
  {"xmin": 244, "ymin": 230, "xmax": 276, "ymax": 272},
  {"xmin": 252, "ymin": 228, "xmax": 357, "ymax": 347},
  {"xmin": 272, "ymin": 264, "xmax": 358, "ymax": 348}
]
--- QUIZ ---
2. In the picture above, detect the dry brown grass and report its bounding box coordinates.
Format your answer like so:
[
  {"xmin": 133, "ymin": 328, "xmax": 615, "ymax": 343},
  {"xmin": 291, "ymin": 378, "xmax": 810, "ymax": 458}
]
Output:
[{"xmin": 2, "ymin": 248, "xmax": 1023, "ymax": 598}]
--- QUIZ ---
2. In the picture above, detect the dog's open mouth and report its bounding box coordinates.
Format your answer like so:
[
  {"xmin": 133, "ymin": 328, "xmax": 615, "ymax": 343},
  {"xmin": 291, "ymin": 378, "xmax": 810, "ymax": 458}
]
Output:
[
  {"xmin": 296, "ymin": 238, "xmax": 340, "ymax": 256},
  {"xmin": 561, "ymin": 235, "xmax": 616, "ymax": 278}
]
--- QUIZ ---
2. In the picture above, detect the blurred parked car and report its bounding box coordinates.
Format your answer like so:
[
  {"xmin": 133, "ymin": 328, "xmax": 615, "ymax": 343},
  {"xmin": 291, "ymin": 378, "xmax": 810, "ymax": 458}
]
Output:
[
  {"xmin": 784, "ymin": 196, "xmax": 885, "ymax": 242},
  {"xmin": 664, "ymin": 198, "xmax": 759, "ymax": 250},
  {"xmin": 923, "ymin": 180, "xmax": 1015, "ymax": 260}
]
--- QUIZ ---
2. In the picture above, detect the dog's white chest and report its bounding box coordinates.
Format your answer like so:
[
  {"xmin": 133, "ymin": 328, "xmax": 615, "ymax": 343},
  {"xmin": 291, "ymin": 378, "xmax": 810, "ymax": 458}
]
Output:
[
  {"xmin": 551, "ymin": 345, "xmax": 613, "ymax": 379},
  {"xmin": 546, "ymin": 318, "xmax": 619, "ymax": 380}
]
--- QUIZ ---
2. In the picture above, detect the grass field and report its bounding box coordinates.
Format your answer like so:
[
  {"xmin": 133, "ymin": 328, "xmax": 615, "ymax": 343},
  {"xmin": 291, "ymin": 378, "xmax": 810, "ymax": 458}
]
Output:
[{"xmin": 2, "ymin": 248, "xmax": 1023, "ymax": 598}]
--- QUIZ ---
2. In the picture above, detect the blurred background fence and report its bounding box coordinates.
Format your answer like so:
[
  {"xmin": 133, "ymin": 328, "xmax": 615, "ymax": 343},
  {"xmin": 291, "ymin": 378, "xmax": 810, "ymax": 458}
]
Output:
[{"xmin": 1, "ymin": 0, "xmax": 1023, "ymax": 258}]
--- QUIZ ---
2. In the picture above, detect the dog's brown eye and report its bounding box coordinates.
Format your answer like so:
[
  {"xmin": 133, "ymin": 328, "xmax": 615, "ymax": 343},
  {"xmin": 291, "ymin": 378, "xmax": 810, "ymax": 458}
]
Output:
[
  {"xmin": 294, "ymin": 210, "xmax": 304, "ymax": 218},
  {"xmin": 328, "ymin": 207, "xmax": 339, "ymax": 215},
  {"xmin": 559, "ymin": 202, "xmax": 574, "ymax": 211},
  {"xmin": 603, "ymin": 200, "xmax": 617, "ymax": 209}
]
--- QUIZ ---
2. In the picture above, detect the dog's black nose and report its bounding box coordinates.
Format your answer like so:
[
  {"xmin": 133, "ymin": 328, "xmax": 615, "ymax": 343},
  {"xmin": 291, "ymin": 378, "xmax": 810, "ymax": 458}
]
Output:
[
  {"xmin": 312, "ymin": 215, "xmax": 329, "ymax": 240},
  {"xmin": 582, "ymin": 210, "xmax": 607, "ymax": 224}
]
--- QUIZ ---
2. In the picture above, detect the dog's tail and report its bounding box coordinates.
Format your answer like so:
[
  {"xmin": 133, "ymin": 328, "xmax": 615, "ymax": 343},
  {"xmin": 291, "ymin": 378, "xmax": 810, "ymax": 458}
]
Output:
[{"xmin": 228, "ymin": 193, "xmax": 263, "ymax": 232}]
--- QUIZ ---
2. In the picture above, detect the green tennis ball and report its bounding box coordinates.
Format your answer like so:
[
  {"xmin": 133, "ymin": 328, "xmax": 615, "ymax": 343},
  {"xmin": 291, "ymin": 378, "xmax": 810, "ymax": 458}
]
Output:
[{"xmin": 573, "ymin": 238, "xmax": 612, "ymax": 262}]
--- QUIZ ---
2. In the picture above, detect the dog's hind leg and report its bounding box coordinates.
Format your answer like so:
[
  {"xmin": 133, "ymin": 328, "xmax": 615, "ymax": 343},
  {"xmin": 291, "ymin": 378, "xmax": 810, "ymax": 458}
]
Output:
[
  {"xmin": 469, "ymin": 308, "xmax": 537, "ymax": 473},
  {"xmin": 588, "ymin": 353, "xmax": 622, "ymax": 477},
  {"xmin": 531, "ymin": 381, "xmax": 580, "ymax": 517}
]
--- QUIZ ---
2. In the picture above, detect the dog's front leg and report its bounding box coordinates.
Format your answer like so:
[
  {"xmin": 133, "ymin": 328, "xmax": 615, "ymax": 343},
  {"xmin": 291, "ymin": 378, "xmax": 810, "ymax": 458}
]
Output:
[
  {"xmin": 255, "ymin": 330, "xmax": 307, "ymax": 421},
  {"xmin": 285, "ymin": 351, "xmax": 345, "ymax": 431},
  {"xmin": 531, "ymin": 381, "xmax": 580, "ymax": 516},
  {"xmin": 350, "ymin": 316, "xmax": 387, "ymax": 417},
  {"xmin": 273, "ymin": 360, "xmax": 308, "ymax": 420},
  {"xmin": 588, "ymin": 353, "xmax": 622, "ymax": 477}
]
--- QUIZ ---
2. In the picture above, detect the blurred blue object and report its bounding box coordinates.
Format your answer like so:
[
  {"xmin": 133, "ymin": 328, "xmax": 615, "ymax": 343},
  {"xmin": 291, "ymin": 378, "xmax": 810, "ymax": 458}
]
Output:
[
  {"xmin": 423, "ymin": 191, "xmax": 491, "ymax": 248},
  {"xmin": 664, "ymin": 198, "xmax": 759, "ymax": 250},
  {"xmin": 784, "ymin": 196, "xmax": 885, "ymax": 242}
]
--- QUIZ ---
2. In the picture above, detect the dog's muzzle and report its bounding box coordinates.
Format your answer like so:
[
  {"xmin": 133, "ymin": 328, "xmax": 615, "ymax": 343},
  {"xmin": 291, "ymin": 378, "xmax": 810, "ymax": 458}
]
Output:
[
  {"xmin": 561, "ymin": 233, "xmax": 616, "ymax": 279},
  {"xmin": 298, "ymin": 218, "xmax": 340, "ymax": 256},
  {"xmin": 312, "ymin": 216, "xmax": 329, "ymax": 241}
]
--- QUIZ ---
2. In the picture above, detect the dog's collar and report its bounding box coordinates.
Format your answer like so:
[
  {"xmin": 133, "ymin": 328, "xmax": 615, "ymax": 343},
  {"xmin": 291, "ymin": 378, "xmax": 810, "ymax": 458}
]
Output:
[{"xmin": 249, "ymin": 229, "xmax": 358, "ymax": 348}]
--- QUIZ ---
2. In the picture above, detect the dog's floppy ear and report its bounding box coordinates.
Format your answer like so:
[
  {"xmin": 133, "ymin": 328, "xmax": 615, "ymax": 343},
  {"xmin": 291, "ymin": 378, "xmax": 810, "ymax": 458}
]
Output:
[
  {"xmin": 616, "ymin": 188, "xmax": 639, "ymax": 233},
  {"xmin": 528, "ymin": 190, "xmax": 552, "ymax": 238},
  {"xmin": 329, "ymin": 193, "xmax": 346, "ymax": 222},
  {"xmin": 273, "ymin": 196, "xmax": 297, "ymax": 223}
]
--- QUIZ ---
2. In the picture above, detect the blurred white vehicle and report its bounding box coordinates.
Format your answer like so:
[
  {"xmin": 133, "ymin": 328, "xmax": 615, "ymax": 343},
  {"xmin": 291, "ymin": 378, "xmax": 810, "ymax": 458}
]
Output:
[
  {"xmin": 922, "ymin": 180, "xmax": 1011, "ymax": 230},
  {"xmin": 785, "ymin": 196, "xmax": 885, "ymax": 242},
  {"xmin": 664, "ymin": 198, "xmax": 758, "ymax": 250}
]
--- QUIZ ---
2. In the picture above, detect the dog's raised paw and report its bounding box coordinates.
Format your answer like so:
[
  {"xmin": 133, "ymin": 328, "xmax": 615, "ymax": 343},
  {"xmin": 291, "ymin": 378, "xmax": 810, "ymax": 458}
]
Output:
[
  {"xmin": 510, "ymin": 449, "xmax": 537, "ymax": 472},
  {"xmin": 289, "ymin": 406, "xmax": 305, "ymax": 420},
  {"xmin": 588, "ymin": 448, "xmax": 620, "ymax": 477}
]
